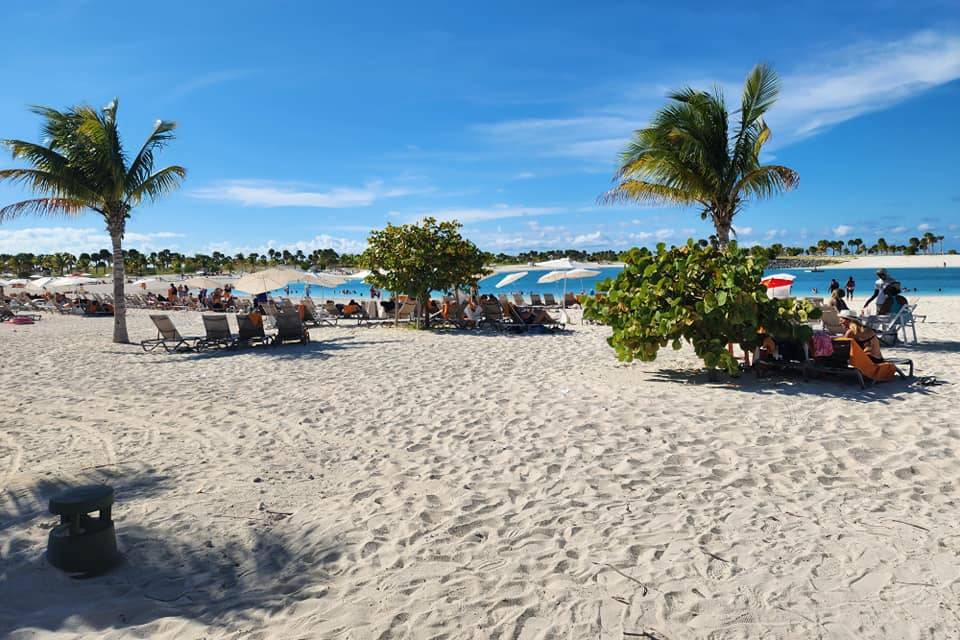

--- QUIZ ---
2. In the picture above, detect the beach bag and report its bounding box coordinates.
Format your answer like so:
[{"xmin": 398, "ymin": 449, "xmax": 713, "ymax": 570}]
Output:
[
  {"xmin": 5, "ymin": 316, "xmax": 33, "ymax": 325},
  {"xmin": 820, "ymin": 338, "xmax": 851, "ymax": 368},
  {"xmin": 811, "ymin": 333, "xmax": 833, "ymax": 358}
]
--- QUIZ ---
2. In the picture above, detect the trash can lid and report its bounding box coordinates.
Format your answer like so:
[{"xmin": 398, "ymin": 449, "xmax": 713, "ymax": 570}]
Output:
[{"xmin": 49, "ymin": 484, "xmax": 114, "ymax": 515}]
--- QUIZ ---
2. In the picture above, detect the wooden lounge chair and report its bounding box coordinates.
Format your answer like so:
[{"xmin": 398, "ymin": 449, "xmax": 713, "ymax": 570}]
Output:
[
  {"xmin": 530, "ymin": 293, "xmax": 544, "ymax": 307},
  {"xmin": 1, "ymin": 303, "xmax": 41, "ymax": 322},
  {"xmin": 543, "ymin": 293, "xmax": 559, "ymax": 308},
  {"xmin": 512, "ymin": 293, "xmax": 526, "ymax": 306},
  {"xmin": 563, "ymin": 292, "xmax": 579, "ymax": 308},
  {"xmin": 141, "ymin": 314, "xmax": 203, "ymax": 353},
  {"xmin": 237, "ymin": 313, "xmax": 274, "ymax": 346},
  {"xmin": 273, "ymin": 311, "xmax": 309, "ymax": 345},
  {"xmin": 497, "ymin": 294, "xmax": 510, "ymax": 307},
  {"xmin": 200, "ymin": 314, "xmax": 239, "ymax": 350},
  {"xmin": 480, "ymin": 299, "xmax": 515, "ymax": 332}
]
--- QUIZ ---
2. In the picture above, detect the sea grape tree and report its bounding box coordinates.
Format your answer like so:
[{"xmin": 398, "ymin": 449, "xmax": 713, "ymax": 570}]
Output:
[{"xmin": 583, "ymin": 240, "xmax": 819, "ymax": 375}]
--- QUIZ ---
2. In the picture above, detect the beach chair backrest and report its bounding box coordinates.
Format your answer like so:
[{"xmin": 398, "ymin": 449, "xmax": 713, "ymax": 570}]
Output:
[
  {"xmin": 275, "ymin": 311, "xmax": 304, "ymax": 339},
  {"xmin": 530, "ymin": 293, "xmax": 543, "ymax": 306},
  {"xmin": 513, "ymin": 293, "xmax": 525, "ymax": 306},
  {"xmin": 324, "ymin": 301, "xmax": 340, "ymax": 316},
  {"xmin": 395, "ymin": 300, "xmax": 417, "ymax": 319},
  {"xmin": 237, "ymin": 313, "xmax": 265, "ymax": 339},
  {"xmin": 202, "ymin": 314, "xmax": 232, "ymax": 339},
  {"xmin": 363, "ymin": 300, "xmax": 379, "ymax": 319},
  {"xmin": 482, "ymin": 299, "xmax": 503, "ymax": 321},
  {"xmin": 820, "ymin": 308, "xmax": 843, "ymax": 334},
  {"xmin": 564, "ymin": 292, "xmax": 577, "ymax": 306},
  {"xmin": 543, "ymin": 293, "xmax": 557, "ymax": 306},
  {"xmin": 498, "ymin": 294, "xmax": 509, "ymax": 306},
  {"xmin": 149, "ymin": 314, "xmax": 180, "ymax": 340}
]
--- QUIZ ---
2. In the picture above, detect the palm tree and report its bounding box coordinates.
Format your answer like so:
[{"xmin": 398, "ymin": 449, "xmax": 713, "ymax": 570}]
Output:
[
  {"xmin": 603, "ymin": 64, "xmax": 798, "ymax": 245},
  {"xmin": 0, "ymin": 99, "xmax": 185, "ymax": 342}
]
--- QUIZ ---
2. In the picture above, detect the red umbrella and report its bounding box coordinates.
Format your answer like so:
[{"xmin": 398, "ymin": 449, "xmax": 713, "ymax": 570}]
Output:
[{"xmin": 760, "ymin": 273, "xmax": 796, "ymax": 288}]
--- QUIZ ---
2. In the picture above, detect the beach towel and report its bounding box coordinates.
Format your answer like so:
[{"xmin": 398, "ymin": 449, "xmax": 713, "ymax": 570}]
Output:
[{"xmin": 849, "ymin": 339, "xmax": 897, "ymax": 382}]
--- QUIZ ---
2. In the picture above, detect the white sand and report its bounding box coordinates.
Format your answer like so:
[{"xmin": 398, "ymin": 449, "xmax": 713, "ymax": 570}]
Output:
[
  {"xmin": 1, "ymin": 301, "xmax": 959, "ymax": 638},
  {"xmin": 826, "ymin": 255, "xmax": 960, "ymax": 269}
]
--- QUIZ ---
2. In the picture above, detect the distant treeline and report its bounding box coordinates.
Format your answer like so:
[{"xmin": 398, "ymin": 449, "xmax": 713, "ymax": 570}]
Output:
[{"xmin": 1, "ymin": 232, "xmax": 953, "ymax": 277}]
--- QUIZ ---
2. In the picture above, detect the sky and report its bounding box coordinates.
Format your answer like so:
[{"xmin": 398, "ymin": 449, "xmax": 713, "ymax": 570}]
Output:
[{"xmin": 0, "ymin": 0, "xmax": 958, "ymax": 257}]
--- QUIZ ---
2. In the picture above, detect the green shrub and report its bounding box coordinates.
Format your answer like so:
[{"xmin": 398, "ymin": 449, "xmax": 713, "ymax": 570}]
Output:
[{"xmin": 583, "ymin": 240, "xmax": 820, "ymax": 375}]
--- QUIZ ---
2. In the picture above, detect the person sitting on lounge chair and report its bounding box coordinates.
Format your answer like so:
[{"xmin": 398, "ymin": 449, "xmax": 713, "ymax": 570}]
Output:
[
  {"xmin": 504, "ymin": 301, "xmax": 554, "ymax": 325},
  {"xmin": 341, "ymin": 299, "xmax": 362, "ymax": 315},
  {"xmin": 825, "ymin": 288, "xmax": 848, "ymax": 311},
  {"xmin": 463, "ymin": 298, "xmax": 484, "ymax": 327},
  {"xmin": 838, "ymin": 310, "xmax": 882, "ymax": 363},
  {"xmin": 209, "ymin": 288, "xmax": 224, "ymax": 311}
]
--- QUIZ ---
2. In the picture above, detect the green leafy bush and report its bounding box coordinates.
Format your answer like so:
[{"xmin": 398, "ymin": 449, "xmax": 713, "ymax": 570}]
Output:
[{"xmin": 583, "ymin": 240, "xmax": 820, "ymax": 375}]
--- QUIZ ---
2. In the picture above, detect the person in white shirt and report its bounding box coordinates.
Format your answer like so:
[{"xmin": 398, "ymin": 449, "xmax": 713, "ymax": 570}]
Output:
[
  {"xmin": 862, "ymin": 268, "xmax": 892, "ymax": 312},
  {"xmin": 463, "ymin": 298, "xmax": 484, "ymax": 326}
]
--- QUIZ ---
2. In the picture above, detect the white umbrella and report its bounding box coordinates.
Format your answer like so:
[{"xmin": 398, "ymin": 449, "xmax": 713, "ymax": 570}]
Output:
[
  {"xmin": 48, "ymin": 276, "xmax": 100, "ymax": 291},
  {"xmin": 534, "ymin": 257, "xmax": 596, "ymax": 270},
  {"xmin": 235, "ymin": 269, "xmax": 297, "ymax": 295},
  {"xmin": 565, "ymin": 268, "xmax": 601, "ymax": 279},
  {"xmin": 495, "ymin": 271, "xmax": 528, "ymax": 289},
  {"xmin": 536, "ymin": 270, "xmax": 570, "ymax": 284},
  {"xmin": 537, "ymin": 268, "xmax": 601, "ymax": 311},
  {"xmin": 1, "ymin": 278, "xmax": 30, "ymax": 287},
  {"xmin": 345, "ymin": 269, "xmax": 372, "ymax": 280},
  {"xmin": 26, "ymin": 276, "xmax": 56, "ymax": 292},
  {"xmin": 302, "ymin": 272, "xmax": 347, "ymax": 288}
]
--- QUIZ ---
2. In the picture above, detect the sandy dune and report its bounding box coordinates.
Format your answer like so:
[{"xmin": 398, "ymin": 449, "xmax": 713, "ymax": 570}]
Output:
[{"xmin": 2, "ymin": 301, "xmax": 959, "ymax": 639}]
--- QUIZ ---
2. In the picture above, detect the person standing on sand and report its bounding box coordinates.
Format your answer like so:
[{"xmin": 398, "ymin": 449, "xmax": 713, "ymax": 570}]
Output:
[
  {"xmin": 862, "ymin": 268, "xmax": 893, "ymax": 312},
  {"xmin": 845, "ymin": 276, "xmax": 855, "ymax": 299},
  {"xmin": 828, "ymin": 278, "xmax": 840, "ymax": 293}
]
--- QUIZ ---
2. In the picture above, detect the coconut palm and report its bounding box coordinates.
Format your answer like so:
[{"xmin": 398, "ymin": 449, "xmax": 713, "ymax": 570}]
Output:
[
  {"xmin": 603, "ymin": 64, "xmax": 798, "ymax": 245},
  {"xmin": 0, "ymin": 99, "xmax": 185, "ymax": 342}
]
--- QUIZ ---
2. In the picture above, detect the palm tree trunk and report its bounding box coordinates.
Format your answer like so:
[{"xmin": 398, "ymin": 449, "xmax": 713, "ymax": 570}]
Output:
[
  {"xmin": 110, "ymin": 230, "xmax": 129, "ymax": 343},
  {"xmin": 715, "ymin": 220, "xmax": 731, "ymax": 247}
]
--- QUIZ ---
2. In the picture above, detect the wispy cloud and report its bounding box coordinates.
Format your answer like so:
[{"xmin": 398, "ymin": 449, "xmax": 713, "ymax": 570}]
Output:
[
  {"xmin": 404, "ymin": 204, "xmax": 562, "ymax": 224},
  {"xmin": 475, "ymin": 30, "xmax": 960, "ymax": 161},
  {"xmin": 190, "ymin": 180, "xmax": 433, "ymax": 209},
  {"xmin": 166, "ymin": 69, "xmax": 252, "ymax": 102},
  {"xmin": 0, "ymin": 227, "xmax": 182, "ymax": 254},
  {"xmin": 833, "ymin": 224, "xmax": 854, "ymax": 236}
]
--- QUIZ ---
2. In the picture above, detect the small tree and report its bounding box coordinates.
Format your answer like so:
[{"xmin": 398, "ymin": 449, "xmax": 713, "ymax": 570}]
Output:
[
  {"xmin": 363, "ymin": 217, "xmax": 489, "ymax": 327},
  {"xmin": 583, "ymin": 240, "xmax": 819, "ymax": 376}
]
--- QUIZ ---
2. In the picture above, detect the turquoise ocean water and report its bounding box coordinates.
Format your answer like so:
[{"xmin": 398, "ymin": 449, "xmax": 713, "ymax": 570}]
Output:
[{"xmin": 252, "ymin": 266, "xmax": 959, "ymax": 300}]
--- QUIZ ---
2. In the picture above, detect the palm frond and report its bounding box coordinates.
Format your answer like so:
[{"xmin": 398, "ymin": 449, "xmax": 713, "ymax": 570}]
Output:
[
  {"xmin": 0, "ymin": 168, "xmax": 99, "ymax": 202},
  {"xmin": 733, "ymin": 165, "xmax": 799, "ymax": 200},
  {"xmin": 600, "ymin": 179, "xmax": 702, "ymax": 206},
  {"xmin": 0, "ymin": 198, "xmax": 87, "ymax": 221},
  {"xmin": 2, "ymin": 139, "xmax": 70, "ymax": 173},
  {"xmin": 125, "ymin": 120, "xmax": 178, "ymax": 192},
  {"xmin": 126, "ymin": 165, "xmax": 186, "ymax": 205},
  {"xmin": 730, "ymin": 64, "xmax": 780, "ymax": 173}
]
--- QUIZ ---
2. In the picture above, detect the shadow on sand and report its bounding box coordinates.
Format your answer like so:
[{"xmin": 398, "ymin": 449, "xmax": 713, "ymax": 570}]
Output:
[{"xmin": 0, "ymin": 470, "xmax": 344, "ymax": 636}]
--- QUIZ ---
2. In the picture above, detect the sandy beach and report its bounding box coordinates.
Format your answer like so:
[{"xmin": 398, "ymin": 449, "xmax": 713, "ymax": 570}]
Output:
[{"xmin": 1, "ymin": 301, "xmax": 959, "ymax": 638}]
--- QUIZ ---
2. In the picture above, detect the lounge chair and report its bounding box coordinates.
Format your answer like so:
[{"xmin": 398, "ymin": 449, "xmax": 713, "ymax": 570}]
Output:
[
  {"xmin": 1, "ymin": 303, "xmax": 41, "ymax": 322},
  {"xmin": 273, "ymin": 311, "xmax": 309, "ymax": 345},
  {"xmin": 237, "ymin": 313, "xmax": 274, "ymax": 346},
  {"xmin": 530, "ymin": 293, "xmax": 544, "ymax": 307},
  {"xmin": 819, "ymin": 307, "xmax": 844, "ymax": 335},
  {"xmin": 563, "ymin": 292, "xmax": 580, "ymax": 308},
  {"xmin": 504, "ymin": 301, "xmax": 564, "ymax": 331},
  {"xmin": 755, "ymin": 336, "xmax": 912, "ymax": 389},
  {"xmin": 200, "ymin": 314, "xmax": 239, "ymax": 350},
  {"xmin": 870, "ymin": 303, "xmax": 919, "ymax": 346},
  {"xmin": 301, "ymin": 298, "xmax": 335, "ymax": 327},
  {"xmin": 543, "ymin": 293, "xmax": 559, "ymax": 308},
  {"xmin": 512, "ymin": 293, "xmax": 526, "ymax": 306},
  {"xmin": 141, "ymin": 314, "xmax": 203, "ymax": 353}
]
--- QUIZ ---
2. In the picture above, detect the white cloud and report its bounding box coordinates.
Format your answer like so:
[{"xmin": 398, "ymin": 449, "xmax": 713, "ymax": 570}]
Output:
[
  {"xmin": 918, "ymin": 223, "xmax": 933, "ymax": 231},
  {"xmin": 475, "ymin": 30, "xmax": 960, "ymax": 160},
  {"xmin": 832, "ymin": 224, "xmax": 854, "ymax": 236},
  {"xmin": 167, "ymin": 69, "xmax": 251, "ymax": 102},
  {"xmin": 410, "ymin": 204, "xmax": 561, "ymax": 224},
  {"xmin": 190, "ymin": 180, "xmax": 432, "ymax": 208},
  {"xmin": 513, "ymin": 171, "xmax": 537, "ymax": 180},
  {"xmin": 205, "ymin": 234, "xmax": 367, "ymax": 256},
  {"xmin": 890, "ymin": 225, "xmax": 907, "ymax": 233},
  {"xmin": 764, "ymin": 228, "xmax": 789, "ymax": 240},
  {"xmin": 736, "ymin": 226, "xmax": 754, "ymax": 236},
  {"xmin": 0, "ymin": 227, "xmax": 183, "ymax": 254}
]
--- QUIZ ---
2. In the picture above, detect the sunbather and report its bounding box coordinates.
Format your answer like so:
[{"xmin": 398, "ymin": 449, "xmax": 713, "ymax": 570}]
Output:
[{"xmin": 838, "ymin": 310, "xmax": 882, "ymax": 362}]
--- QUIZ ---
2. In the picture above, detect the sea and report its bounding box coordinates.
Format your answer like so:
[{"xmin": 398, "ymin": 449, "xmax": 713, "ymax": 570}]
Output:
[{"xmin": 259, "ymin": 266, "xmax": 958, "ymax": 301}]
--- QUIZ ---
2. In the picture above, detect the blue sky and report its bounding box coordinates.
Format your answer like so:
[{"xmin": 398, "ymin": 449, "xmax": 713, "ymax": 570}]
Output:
[{"xmin": 0, "ymin": 0, "xmax": 958, "ymax": 256}]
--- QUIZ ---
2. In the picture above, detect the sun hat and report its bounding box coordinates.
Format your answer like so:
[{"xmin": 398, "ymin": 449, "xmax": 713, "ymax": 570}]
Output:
[{"xmin": 838, "ymin": 309, "xmax": 862, "ymax": 324}]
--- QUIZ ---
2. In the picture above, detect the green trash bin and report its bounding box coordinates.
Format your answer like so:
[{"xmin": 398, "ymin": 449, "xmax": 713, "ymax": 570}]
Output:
[{"xmin": 47, "ymin": 484, "xmax": 122, "ymax": 574}]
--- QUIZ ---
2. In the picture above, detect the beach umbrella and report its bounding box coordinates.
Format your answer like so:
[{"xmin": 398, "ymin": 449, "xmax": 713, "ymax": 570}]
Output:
[
  {"xmin": 182, "ymin": 276, "xmax": 226, "ymax": 289},
  {"xmin": 25, "ymin": 276, "xmax": 56, "ymax": 292},
  {"xmin": 495, "ymin": 271, "xmax": 528, "ymax": 289},
  {"xmin": 0, "ymin": 278, "xmax": 29, "ymax": 287},
  {"xmin": 534, "ymin": 257, "xmax": 596, "ymax": 270},
  {"xmin": 761, "ymin": 273, "xmax": 795, "ymax": 299},
  {"xmin": 345, "ymin": 269, "xmax": 372, "ymax": 280},
  {"xmin": 760, "ymin": 273, "xmax": 796, "ymax": 288},
  {"xmin": 302, "ymin": 272, "xmax": 347, "ymax": 288},
  {"xmin": 48, "ymin": 276, "xmax": 100, "ymax": 291},
  {"xmin": 235, "ymin": 269, "xmax": 298, "ymax": 295}
]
